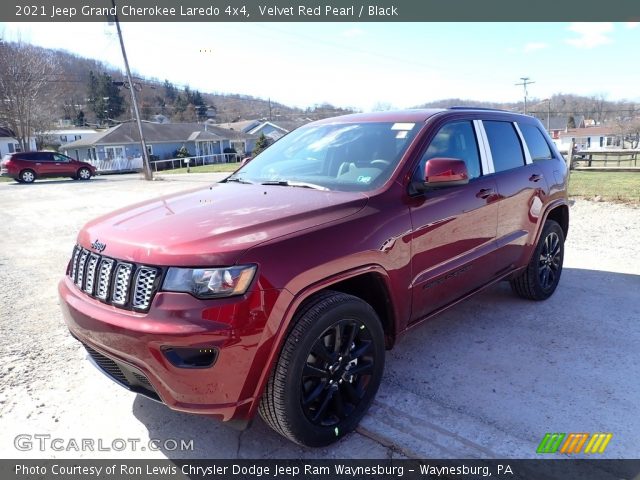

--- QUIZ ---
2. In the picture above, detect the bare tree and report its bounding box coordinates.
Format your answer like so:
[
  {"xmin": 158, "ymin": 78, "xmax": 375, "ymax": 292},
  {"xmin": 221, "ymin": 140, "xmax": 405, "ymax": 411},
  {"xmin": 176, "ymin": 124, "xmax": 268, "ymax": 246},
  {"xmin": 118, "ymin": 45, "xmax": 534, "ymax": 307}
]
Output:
[
  {"xmin": 625, "ymin": 119, "xmax": 640, "ymax": 149},
  {"xmin": 0, "ymin": 40, "xmax": 60, "ymax": 151}
]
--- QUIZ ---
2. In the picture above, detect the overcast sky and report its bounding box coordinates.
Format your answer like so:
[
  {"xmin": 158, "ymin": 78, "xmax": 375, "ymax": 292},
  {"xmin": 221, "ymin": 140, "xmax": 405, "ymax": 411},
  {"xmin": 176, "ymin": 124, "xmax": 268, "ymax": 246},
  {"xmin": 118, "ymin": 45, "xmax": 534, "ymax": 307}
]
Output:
[{"xmin": 1, "ymin": 21, "xmax": 639, "ymax": 110}]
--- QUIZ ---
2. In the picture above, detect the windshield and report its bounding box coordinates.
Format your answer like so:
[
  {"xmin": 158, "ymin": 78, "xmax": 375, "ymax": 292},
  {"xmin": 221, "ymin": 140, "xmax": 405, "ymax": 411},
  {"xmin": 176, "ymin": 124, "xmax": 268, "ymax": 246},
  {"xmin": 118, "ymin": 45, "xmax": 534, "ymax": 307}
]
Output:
[{"xmin": 229, "ymin": 121, "xmax": 422, "ymax": 192}]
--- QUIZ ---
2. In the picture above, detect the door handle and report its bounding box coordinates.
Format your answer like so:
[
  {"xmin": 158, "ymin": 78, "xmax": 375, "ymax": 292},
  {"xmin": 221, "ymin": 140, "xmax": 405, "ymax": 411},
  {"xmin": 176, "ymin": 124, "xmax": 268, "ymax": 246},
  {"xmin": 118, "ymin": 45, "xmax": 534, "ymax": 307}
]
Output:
[
  {"xmin": 476, "ymin": 188, "xmax": 495, "ymax": 199},
  {"xmin": 529, "ymin": 174, "xmax": 543, "ymax": 182},
  {"xmin": 36, "ymin": 163, "xmax": 41, "ymax": 165},
  {"xmin": 55, "ymin": 163, "xmax": 61, "ymax": 165}
]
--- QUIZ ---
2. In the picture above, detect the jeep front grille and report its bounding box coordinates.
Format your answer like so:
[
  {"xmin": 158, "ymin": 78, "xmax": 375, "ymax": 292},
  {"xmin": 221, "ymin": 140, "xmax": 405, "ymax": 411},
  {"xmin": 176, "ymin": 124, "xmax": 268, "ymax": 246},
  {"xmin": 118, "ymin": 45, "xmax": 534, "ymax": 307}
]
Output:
[{"xmin": 69, "ymin": 245, "xmax": 161, "ymax": 311}]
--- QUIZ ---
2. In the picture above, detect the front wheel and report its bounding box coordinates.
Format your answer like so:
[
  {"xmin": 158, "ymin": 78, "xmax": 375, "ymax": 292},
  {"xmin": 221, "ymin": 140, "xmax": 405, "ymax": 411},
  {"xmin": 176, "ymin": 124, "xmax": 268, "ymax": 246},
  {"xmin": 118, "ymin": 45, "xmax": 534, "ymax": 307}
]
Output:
[
  {"xmin": 259, "ymin": 291, "xmax": 385, "ymax": 447},
  {"xmin": 510, "ymin": 219, "xmax": 565, "ymax": 300}
]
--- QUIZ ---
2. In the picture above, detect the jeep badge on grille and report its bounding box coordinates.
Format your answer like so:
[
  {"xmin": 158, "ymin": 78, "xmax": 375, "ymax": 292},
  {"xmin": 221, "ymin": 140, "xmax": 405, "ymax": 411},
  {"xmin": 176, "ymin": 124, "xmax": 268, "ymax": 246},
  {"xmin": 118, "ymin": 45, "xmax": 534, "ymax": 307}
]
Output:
[{"xmin": 90, "ymin": 239, "xmax": 107, "ymax": 253}]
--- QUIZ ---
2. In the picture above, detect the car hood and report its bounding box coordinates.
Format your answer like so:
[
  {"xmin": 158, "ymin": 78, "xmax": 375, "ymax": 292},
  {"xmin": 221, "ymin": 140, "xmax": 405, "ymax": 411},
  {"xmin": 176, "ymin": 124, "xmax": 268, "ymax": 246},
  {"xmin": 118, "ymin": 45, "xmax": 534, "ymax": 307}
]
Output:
[{"xmin": 78, "ymin": 182, "xmax": 368, "ymax": 266}]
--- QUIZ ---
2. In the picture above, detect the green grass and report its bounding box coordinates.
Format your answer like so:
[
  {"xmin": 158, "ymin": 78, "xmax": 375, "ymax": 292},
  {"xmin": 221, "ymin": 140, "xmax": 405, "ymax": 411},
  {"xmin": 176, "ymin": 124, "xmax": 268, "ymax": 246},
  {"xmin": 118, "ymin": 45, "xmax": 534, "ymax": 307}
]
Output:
[
  {"xmin": 0, "ymin": 176, "xmax": 13, "ymax": 182},
  {"xmin": 569, "ymin": 171, "xmax": 640, "ymax": 203},
  {"xmin": 158, "ymin": 163, "xmax": 240, "ymax": 175}
]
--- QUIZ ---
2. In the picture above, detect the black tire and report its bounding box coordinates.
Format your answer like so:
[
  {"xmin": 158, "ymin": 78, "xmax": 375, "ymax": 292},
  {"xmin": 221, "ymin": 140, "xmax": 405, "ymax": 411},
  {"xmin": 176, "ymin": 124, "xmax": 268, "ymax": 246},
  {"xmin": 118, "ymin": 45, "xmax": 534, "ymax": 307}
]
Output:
[
  {"xmin": 510, "ymin": 220, "xmax": 564, "ymax": 300},
  {"xmin": 19, "ymin": 169, "xmax": 36, "ymax": 183},
  {"xmin": 259, "ymin": 291, "xmax": 385, "ymax": 447},
  {"xmin": 77, "ymin": 167, "xmax": 92, "ymax": 180}
]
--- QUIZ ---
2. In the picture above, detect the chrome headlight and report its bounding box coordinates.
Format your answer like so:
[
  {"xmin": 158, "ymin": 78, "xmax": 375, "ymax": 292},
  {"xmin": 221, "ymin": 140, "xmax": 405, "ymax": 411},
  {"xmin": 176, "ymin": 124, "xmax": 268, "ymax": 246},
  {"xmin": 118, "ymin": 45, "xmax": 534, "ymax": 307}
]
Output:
[{"xmin": 162, "ymin": 265, "xmax": 256, "ymax": 299}]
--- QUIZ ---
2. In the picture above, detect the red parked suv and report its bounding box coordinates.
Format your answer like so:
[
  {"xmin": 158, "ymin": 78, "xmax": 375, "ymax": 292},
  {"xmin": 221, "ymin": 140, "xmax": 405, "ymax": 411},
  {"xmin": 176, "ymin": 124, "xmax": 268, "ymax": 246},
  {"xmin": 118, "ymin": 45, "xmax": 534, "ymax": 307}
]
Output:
[
  {"xmin": 59, "ymin": 108, "xmax": 569, "ymax": 446},
  {"xmin": 1, "ymin": 151, "xmax": 95, "ymax": 183}
]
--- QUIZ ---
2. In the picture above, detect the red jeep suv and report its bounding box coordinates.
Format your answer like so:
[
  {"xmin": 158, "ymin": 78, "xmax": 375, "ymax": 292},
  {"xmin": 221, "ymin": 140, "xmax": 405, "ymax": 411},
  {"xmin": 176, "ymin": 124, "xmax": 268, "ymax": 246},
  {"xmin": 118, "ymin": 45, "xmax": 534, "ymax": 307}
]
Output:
[
  {"xmin": 1, "ymin": 151, "xmax": 95, "ymax": 183},
  {"xmin": 59, "ymin": 108, "xmax": 569, "ymax": 446}
]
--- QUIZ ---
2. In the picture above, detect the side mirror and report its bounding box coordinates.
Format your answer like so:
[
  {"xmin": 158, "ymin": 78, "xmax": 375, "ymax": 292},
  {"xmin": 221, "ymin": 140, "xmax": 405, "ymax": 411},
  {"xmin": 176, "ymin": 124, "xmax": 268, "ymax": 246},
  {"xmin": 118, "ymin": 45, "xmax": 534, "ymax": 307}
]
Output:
[{"xmin": 413, "ymin": 157, "xmax": 469, "ymax": 193}]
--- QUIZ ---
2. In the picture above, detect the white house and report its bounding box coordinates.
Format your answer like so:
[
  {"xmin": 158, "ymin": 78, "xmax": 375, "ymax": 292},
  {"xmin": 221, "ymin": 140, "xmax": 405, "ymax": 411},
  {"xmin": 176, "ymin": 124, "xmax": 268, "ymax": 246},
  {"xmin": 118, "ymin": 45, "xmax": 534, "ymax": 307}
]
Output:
[
  {"xmin": 42, "ymin": 127, "xmax": 99, "ymax": 147},
  {"xmin": 557, "ymin": 126, "xmax": 619, "ymax": 151},
  {"xmin": 0, "ymin": 127, "xmax": 36, "ymax": 156}
]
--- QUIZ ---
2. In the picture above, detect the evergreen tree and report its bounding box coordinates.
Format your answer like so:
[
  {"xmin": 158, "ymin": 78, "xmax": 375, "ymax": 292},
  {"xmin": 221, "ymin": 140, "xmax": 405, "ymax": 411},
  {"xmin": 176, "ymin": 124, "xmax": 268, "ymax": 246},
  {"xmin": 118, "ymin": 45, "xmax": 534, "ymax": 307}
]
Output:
[
  {"xmin": 163, "ymin": 79, "xmax": 177, "ymax": 102},
  {"xmin": 252, "ymin": 133, "xmax": 270, "ymax": 156},
  {"xmin": 75, "ymin": 110, "xmax": 85, "ymax": 126},
  {"xmin": 87, "ymin": 71, "xmax": 126, "ymax": 123}
]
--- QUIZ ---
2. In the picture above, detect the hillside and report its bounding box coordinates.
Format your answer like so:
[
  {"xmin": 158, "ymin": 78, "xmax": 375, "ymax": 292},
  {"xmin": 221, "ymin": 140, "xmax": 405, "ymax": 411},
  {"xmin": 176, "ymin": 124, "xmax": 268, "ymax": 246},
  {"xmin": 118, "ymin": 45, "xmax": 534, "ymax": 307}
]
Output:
[{"xmin": 0, "ymin": 41, "xmax": 353, "ymax": 129}]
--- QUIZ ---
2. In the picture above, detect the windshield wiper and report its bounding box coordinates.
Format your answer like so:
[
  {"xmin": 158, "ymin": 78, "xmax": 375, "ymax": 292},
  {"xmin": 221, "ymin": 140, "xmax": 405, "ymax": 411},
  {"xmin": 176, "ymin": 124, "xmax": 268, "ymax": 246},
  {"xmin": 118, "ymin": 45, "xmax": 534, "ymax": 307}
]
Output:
[
  {"xmin": 261, "ymin": 180, "xmax": 328, "ymax": 191},
  {"xmin": 226, "ymin": 176, "xmax": 255, "ymax": 184}
]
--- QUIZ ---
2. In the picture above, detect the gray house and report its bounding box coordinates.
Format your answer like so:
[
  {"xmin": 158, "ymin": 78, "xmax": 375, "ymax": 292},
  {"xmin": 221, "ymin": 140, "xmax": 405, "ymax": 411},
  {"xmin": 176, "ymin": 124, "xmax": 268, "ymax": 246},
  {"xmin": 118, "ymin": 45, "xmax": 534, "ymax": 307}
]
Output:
[
  {"xmin": 62, "ymin": 121, "xmax": 256, "ymax": 171},
  {"xmin": 214, "ymin": 119, "xmax": 309, "ymax": 142}
]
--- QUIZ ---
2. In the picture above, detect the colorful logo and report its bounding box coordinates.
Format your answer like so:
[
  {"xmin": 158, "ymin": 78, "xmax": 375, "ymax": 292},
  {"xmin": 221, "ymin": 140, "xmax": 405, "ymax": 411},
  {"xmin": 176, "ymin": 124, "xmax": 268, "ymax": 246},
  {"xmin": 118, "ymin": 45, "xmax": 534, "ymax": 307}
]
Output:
[{"xmin": 537, "ymin": 432, "xmax": 613, "ymax": 454}]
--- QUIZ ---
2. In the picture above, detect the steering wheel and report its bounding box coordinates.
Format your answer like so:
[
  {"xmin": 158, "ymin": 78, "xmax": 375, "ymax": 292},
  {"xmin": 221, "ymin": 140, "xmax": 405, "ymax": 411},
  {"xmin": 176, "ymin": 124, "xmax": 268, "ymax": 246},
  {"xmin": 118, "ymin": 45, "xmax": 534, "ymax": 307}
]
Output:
[{"xmin": 370, "ymin": 159, "xmax": 391, "ymax": 168}]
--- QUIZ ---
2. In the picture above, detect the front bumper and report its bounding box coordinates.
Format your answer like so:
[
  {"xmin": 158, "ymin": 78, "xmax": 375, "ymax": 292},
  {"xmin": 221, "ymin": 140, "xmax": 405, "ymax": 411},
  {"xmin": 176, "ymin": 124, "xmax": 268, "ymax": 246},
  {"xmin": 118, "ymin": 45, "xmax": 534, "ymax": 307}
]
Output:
[{"xmin": 58, "ymin": 275, "xmax": 288, "ymax": 423}]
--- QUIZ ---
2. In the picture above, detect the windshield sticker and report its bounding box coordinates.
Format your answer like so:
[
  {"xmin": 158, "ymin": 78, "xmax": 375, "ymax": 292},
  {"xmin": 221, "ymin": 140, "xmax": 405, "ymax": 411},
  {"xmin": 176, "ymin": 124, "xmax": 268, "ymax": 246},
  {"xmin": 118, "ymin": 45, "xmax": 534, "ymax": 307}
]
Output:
[
  {"xmin": 391, "ymin": 122, "xmax": 415, "ymax": 131},
  {"xmin": 396, "ymin": 131, "xmax": 408, "ymax": 139},
  {"xmin": 357, "ymin": 176, "xmax": 372, "ymax": 183}
]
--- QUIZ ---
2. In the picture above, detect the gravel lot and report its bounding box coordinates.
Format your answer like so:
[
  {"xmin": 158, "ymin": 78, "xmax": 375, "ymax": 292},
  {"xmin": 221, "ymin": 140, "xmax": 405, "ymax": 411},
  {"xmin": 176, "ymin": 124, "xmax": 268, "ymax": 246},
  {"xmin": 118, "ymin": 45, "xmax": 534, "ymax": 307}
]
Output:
[{"xmin": 0, "ymin": 173, "xmax": 638, "ymax": 459}]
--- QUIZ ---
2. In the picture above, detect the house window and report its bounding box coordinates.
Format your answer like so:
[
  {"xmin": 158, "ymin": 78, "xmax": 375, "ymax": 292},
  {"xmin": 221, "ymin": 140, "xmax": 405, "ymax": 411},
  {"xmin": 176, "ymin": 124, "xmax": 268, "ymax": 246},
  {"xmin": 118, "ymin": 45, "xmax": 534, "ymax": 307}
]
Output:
[
  {"xmin": 91, "ymin": 148, "xmax": 97, "ymax": 160},
  {"xmin": 60, "ymin": 135, "xmax": 67, "ymax": 142},
  {"xmin": 8, "ymin": 143, "xmax": 14, "ymax": 153},
  {"xmin": 146, "ymin": 145, "xmax": 153, "ymax": 155},
  {"xmin": 104, "ymin": 146, "xmax": 125, "ymax": 160},
  {"xmin": 75, "ymin": 135, "xmax": 81, "ymax": 140}
]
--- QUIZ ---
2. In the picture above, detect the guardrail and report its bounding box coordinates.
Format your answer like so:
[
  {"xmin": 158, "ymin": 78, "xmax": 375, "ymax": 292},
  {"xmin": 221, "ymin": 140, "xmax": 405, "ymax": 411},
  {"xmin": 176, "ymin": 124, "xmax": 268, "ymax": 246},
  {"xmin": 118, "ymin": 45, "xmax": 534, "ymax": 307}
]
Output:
[
  {"xmin": 86, "ymin": 157, "xmax": 143, "ymax": 173},
  {"xmin": 152, "ymin": 153, "xmax": 240, "ymax": 172}
]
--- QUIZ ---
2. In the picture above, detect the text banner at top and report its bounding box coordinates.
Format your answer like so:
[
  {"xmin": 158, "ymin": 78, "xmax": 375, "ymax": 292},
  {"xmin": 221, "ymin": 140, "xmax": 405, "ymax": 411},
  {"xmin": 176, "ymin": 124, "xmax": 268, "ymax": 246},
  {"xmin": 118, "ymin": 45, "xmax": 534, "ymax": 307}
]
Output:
[{"xmin": 3, "ymin": 0, "xmax": 640, "ymax": 22}]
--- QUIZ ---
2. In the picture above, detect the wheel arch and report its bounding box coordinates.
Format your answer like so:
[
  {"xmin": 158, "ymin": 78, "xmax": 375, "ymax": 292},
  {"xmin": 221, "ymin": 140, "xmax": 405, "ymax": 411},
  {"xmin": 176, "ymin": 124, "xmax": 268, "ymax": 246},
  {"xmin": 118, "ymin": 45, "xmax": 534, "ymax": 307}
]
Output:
[
  {"xmin": 545, "ymin": 202, "xmax": 569, "ymax": 239},
  {"xmin": 246, "ymin": 265, "xmax": 398, "ymax": 423}
]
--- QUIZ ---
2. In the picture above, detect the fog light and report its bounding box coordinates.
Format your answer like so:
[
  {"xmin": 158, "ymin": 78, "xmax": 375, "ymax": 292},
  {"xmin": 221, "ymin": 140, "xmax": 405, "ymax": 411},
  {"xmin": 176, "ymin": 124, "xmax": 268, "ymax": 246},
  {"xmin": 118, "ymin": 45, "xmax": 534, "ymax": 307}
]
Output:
[{"xmin": 162, "ymin": 347, "xmax": 218, "ymax": 368}]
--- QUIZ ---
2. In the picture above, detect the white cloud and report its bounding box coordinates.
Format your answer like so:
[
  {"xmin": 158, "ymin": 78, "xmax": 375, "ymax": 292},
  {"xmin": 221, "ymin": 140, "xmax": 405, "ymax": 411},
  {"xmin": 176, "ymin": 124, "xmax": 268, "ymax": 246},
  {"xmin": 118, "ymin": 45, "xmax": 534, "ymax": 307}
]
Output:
[
  {"xmin": 625, "ymin": 22, "xmax": 639, "ymax": 29},
  {"xmin": 566, "ymin": 22, "xmax": 614, "ymax": 48},
  {"xmin": 523, "ymin": 42, "xmax": 549, "ymax": 53}
]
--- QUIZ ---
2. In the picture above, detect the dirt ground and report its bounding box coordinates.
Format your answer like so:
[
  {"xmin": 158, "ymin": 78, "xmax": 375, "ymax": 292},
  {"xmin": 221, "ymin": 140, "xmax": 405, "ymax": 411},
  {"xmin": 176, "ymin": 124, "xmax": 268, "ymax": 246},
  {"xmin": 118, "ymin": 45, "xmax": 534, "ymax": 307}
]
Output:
[{"xmin": 0, "ymin": 173, "xmax": 638, "ymax": 459}]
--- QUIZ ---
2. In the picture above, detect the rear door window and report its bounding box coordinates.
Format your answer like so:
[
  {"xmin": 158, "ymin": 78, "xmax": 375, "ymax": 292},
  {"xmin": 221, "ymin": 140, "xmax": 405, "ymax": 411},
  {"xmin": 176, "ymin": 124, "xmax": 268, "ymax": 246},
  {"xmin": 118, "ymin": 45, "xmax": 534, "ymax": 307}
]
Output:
[
  {"xmin": 32, "ymin": 152, "xmax": 53, "ymax": 162},
  {"xmin": 483, "ymin": 121, "xmax": 525, "ymax": 173},
  {"xmin": 518, "ymin": 123, "xmax": 554, "ymax": 162}
]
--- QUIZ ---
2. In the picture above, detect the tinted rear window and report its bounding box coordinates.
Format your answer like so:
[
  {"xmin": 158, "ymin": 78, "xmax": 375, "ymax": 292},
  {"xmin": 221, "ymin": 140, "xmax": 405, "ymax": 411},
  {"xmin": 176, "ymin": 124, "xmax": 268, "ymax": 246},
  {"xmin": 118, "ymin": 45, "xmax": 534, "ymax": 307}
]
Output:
[
  {"xmin": 519, "ymin": 123, "xmax": 553, "ymax": 161},
  {"xmin": 483, "ymin": 121, "xmax": 525, "ymax": 173}
]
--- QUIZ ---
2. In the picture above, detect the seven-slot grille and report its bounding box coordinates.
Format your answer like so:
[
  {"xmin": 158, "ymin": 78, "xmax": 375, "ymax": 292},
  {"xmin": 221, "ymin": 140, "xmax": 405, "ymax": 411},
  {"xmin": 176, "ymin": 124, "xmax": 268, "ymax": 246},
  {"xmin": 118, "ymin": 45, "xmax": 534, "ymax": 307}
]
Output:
[{"xmin": 69, "ymin": 245, "xmax": 160, "ymax": 311}]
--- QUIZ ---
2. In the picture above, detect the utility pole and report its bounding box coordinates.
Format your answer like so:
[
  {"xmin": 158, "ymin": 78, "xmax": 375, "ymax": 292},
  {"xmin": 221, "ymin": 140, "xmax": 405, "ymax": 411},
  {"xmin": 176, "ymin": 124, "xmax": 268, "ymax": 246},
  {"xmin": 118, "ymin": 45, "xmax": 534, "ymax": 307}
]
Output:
[
  {"xmin": 515, "ymin": 77, "xmax": 535, "ymax": 115},
  {"xmin": 111, "ymin": 0, "xmax": 153, "ymax": 180},
  {"xmin": 268, "ymin": 97, "xmax": 272, "ymax": 122},
  {"xmin": 546, "ymin": 98, "xmax": 551, "ymax": 131}
]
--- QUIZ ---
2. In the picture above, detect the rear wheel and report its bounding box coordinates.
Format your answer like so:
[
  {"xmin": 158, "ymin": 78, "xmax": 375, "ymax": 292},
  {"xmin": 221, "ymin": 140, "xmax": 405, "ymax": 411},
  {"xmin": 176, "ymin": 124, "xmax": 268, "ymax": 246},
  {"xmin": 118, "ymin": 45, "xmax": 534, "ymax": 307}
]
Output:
[
  {"xmin": 19, "ymin": 169, "xmax": 35, "ymax": 183},
  {"xmin": 259, "ymin": 291, "xmax": 385, "ymax": 446},
  {"xmin": 510, "ymin": 220, "xmax": 564, "ymax": 300},
  {"xmin": 77, "ymin": 167, "xmax": 91, "ymax": 180}
]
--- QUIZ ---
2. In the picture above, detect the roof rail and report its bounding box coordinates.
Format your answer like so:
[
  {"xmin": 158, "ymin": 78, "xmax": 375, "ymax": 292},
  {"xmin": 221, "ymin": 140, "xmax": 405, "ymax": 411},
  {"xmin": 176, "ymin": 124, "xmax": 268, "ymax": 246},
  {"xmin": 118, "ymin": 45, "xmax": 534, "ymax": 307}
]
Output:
[{"xmin": 448, "ymin": 106, "xmax": 510, "ymax": 112}]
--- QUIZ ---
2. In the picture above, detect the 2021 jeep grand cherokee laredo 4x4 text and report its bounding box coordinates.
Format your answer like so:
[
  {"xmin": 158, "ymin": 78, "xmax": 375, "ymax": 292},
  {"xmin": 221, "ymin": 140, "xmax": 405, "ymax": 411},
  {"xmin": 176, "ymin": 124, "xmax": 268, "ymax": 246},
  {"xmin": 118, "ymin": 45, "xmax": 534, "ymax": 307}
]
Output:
[{"xmin": 59, "ymin": 108, "xmax": 569, "ymax": 446}]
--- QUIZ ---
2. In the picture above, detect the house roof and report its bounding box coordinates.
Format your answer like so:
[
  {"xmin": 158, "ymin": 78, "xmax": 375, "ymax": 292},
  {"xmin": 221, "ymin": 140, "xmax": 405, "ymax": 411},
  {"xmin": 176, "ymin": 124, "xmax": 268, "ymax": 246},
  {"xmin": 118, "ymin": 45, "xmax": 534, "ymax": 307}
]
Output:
[
  {"xmin": 0, "ymin": 127, "xmax": 16, "ymax": 138},
  {"xmin": 247, "ymin": 121, "xmax": 289, "ymax": 135},
  {"xmin": 544, "ymin": 115, "xmax": 586, "ymax": 131},
  {"xmin": 271, "ymin": 119, "xmax": 311, "ymax": 132},
  {"xmin": 44, "ymin": 127, "xmax": 99, "ymax": 136},
  {"xmin": 559, "ymin": 126, "xmax": 617, "ymax": 138},
  {"xmin": 212, "ymin": 119, "xmax": 308, "ymax": 135},
  {"xmin": 213, "ymin": 120, "xmax": 261, "ymax": 132},
  {"xmin": 62, "ymin": 121, "xmax": 256, "ymax": 149}
]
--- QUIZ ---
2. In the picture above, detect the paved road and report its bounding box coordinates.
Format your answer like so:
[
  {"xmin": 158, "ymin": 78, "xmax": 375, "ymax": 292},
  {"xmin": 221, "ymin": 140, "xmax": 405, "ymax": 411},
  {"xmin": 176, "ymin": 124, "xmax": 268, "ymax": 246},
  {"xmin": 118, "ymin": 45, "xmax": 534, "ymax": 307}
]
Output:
[{"xmin": 0, "ymin": 173, "xmax": 638, "ymax": 460}]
